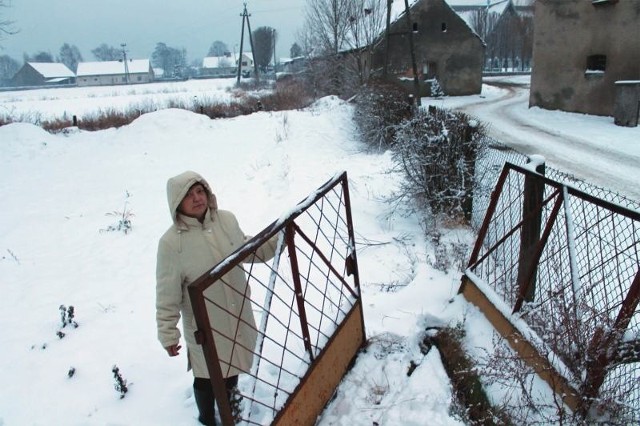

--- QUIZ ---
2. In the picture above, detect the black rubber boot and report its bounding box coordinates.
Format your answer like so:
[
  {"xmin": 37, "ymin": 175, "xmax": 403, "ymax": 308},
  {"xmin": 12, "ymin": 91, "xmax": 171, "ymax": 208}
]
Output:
[
  {"xmin": 194, "ymin": 378, "xmax": 216, "ymax": 426},
  {"xmin": 225, "ymin": 376, "xmax": 243, "ymax": 424}
]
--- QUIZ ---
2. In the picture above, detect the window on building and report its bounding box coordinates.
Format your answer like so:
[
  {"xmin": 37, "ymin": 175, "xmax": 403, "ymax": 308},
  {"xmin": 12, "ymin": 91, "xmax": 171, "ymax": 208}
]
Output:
[
  {"xmin": 424, "ymin": 61, "xmax": 438, "ymax": 80},
  {"xmin": 412, "ymin": 22, "xmax": 418, "ymax": 33},
  {"xmin": 441, "ymin": 22, "xmax": 447, "ymax": 32},
  {"xmin": 586, "ymin": 54, "xmax": 606, "ymax": 71},
  {"xmin": 585, "ymin": 54, "xmax": 606, "ymax": 78}
]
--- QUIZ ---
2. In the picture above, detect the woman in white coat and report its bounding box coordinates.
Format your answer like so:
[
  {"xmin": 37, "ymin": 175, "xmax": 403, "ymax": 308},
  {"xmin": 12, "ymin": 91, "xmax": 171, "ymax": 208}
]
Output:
[{"xmin": 156, "ymin": 170, "xmax": 278, "ymax": 425}]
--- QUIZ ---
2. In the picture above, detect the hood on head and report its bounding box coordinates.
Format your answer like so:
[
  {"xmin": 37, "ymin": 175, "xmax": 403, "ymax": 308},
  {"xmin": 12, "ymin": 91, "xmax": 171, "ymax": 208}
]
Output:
[{"xmin": 166, "ymin": 171, "xmax": 218, "ymax": 224}]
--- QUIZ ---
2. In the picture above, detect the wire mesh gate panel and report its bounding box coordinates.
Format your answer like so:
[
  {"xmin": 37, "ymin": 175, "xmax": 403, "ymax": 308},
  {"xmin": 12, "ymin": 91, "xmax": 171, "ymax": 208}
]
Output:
[
  {"xmin": 188, "ymin": 172, "xmax": 366, "ymax": 425},
  {"xmin": 460, "ymin": 162, "xmax": 640, "ymax": 421}
]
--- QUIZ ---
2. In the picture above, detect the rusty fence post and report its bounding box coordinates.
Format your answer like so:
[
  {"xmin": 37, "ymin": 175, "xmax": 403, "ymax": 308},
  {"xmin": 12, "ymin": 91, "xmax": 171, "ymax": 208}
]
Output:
[
  {"xmin": 285, "ymin": 222, "xmax": 315, "ymax": 362},
  {"xmin": 187, "ymin": 285, "xmax": 235, "ymax": 425},
  {"xmin": 517, "ymin": 158, "xmax": 545, "ymax": 303}
]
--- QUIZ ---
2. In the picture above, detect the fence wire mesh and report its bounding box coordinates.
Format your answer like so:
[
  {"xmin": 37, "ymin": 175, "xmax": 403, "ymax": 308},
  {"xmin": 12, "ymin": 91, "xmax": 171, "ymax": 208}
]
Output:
[
  {"xmin": 188, "ymin": 172, "xmax": 364, "ymax": 425},
  {"xmin": 468, "ymin": 152, "xmax": 640, "ymax": 422}
]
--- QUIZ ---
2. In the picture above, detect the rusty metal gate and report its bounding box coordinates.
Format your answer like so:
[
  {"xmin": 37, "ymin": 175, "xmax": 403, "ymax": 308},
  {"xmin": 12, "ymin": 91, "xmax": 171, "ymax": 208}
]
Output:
[
  {"xmin": 188, "ymin": 172, "xmax": 366, "ymax": 425},
  {"xmin": 460, "ymin": 161, "xmax": 640, "ymax": 421}
]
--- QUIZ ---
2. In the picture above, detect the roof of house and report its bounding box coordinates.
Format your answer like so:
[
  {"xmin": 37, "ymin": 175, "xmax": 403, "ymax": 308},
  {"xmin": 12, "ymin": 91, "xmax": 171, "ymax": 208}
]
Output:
[
  {"xmin": 202, "ymin": 56, "xmax": 234, "ymax": 68},
  {"xmin": 446, "ymin": 0, "xmax": 533, "ymax": 22},
  {"xmin": 389, "ymin": 0, "xmax": 482, "ymax": 42},
  {"xmin": 76, "ymin": 59, "xmax": 151, "ymax": 77},
  {"xmin": 27, "ymin": 62, "xmax": 75, "ymax": 78}
]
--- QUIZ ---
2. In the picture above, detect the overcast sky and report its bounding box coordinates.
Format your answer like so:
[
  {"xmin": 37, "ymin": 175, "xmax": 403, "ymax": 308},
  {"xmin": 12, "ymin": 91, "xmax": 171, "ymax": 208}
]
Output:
[{"xmin": 1, "ymin": 0, "xmax": 305, "ymax": 64}]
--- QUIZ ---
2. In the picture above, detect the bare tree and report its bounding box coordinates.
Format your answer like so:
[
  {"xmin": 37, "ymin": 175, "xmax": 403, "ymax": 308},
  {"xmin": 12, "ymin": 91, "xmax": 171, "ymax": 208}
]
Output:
[
  {"xmin": 91, "ymin": 43, "xmax": 121, "ymax": 61},
  {"xmin": 0, "ymin": 0, "xmax": 17, "ymax": 41},
  {"xmin": 207, "ymin": 40, "xmax": 229, "ymax": 57},
  {"xmin": 151, "ymin": 42, "xmax": 187, "ymax": 78},
  {"xmin": 468, "ymin": 5, "xmax": 533, "ymax": 71},
  {"xmin": 24, "ymin": 51, "xmax": 54, "ymax": 63},
  {"xmin": 344, "ymin": 0, "xmax": 386, "ymax": 84},
  {"xmin": 289, "ymin": 42, "xmax": 303, "ymax": 58},
  {"xmin": 252, "ymin": 26, "xmax": 275, "ymax": 71},
  {"xmin": 303, "ymin": 0, "xmax": 352, "ymax": 55},
  {"xmin": 58, "ymin": 43, "xmax": 83, "ymax": 72},
  {"xmin": 0, "ymin": 54, "xmax": 19, "ymax": 83}
]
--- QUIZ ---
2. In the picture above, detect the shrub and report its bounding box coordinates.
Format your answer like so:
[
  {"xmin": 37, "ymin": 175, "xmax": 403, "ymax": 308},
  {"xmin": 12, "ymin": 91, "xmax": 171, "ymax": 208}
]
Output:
[
  {"xmin": 391, "ymin": 107, "xmax": 487, "ymax": 221},
  {"xmin": 352, "ymin": 78, "xmax": 413, "ymax": 150}
]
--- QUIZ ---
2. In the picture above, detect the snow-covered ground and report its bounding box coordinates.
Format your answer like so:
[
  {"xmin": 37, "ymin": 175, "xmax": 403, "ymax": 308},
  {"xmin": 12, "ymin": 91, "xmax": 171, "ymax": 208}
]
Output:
[
  {"xmin": 0, "ymin": 77, "xmax": 638, "ymax": 425},
  {"xmin": 430, "ymin": 75, "xmax": 640, "ymax": 201}
]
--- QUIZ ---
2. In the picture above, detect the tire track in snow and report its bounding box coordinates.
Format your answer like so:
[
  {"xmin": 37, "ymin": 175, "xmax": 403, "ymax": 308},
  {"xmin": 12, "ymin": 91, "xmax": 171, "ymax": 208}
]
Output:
[{"xmin": 454, "ymin": 81, "xmax": 640, "ymax": 202}]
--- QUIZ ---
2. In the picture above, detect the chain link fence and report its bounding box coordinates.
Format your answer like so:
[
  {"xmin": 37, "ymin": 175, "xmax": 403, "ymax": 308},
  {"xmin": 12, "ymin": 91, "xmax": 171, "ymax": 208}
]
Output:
[{"xmin": 467, "ymin": 141, "xmax": 640, "ymax": 422}]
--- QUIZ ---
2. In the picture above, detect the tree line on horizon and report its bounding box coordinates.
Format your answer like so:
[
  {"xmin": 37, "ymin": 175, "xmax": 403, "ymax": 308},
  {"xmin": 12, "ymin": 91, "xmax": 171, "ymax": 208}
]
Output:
[{"xmin": 0, "ymin": 31, "xmax": 305, "ymax": 83}]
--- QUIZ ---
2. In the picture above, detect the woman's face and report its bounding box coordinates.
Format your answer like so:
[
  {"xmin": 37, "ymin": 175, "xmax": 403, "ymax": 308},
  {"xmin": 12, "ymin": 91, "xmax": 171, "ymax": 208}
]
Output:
[{"xmin": 179, "ymin": 183, "xmax": 208, "ymax": 220}]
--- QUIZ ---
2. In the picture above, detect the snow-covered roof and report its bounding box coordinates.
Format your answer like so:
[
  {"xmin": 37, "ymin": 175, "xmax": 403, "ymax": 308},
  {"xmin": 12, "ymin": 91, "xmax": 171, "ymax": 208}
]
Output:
[
  {"xmin": 28, "ymin": 62, "xmax": 75, "ymax": 78},
  {"xmin": 446, "ymin": 0, "xmax": 533, "ymax": 24},
  {"xmin": 76, "ymin": 59, "xmax": 151, "ymax": 77},
  {"xmin": 235, "ymin": 52, "xmax": 254, "ymax": 63},
  {"xmin": 202, "ymin": 56, "xmax": 234, "ymax": 68}
]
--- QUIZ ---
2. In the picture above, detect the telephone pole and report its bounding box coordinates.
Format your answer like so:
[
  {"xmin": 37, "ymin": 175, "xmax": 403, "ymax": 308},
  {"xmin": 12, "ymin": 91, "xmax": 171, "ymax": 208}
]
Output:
[
  {"xmin": 384, "ymin": 0, "xmax": 392, "ymax": 78},
  {"xmin": 237, "ymin": 3, "xmax": 260, "ymax": 83},
  {"xmin": 121, "ymin": 43, "xmax": 130, "ymax": 84},
  {"xmin": 403, "ymin": 0, "xmax": 421, "ymax": 107}
]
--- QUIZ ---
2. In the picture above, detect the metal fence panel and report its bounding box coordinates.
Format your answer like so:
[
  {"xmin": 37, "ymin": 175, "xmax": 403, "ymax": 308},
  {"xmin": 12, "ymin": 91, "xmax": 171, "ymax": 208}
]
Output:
[{"xmin": 188, "ymin": 172, "xmax": 366, "ymax": 425}]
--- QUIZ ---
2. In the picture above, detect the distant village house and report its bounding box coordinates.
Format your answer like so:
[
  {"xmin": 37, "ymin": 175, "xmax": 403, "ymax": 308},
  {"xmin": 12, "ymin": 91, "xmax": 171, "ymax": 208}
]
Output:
[
  {"xmin": 76, "ymin": 59, "xmax": 154, "ymax": 87},
  {"xmin": 201, "ymin": 53, "xmax": 235, "ymax": 78},
  {"xmin": 11, "ymin": 62, "xmax": 76, "ymax": 87},
  {"xmin": 372, "ymin": 0, "xmax": 485, "ymax": 96},
  {"xmin": 201, "ymin": 52, "xmax": 255, "ymax": 78}
]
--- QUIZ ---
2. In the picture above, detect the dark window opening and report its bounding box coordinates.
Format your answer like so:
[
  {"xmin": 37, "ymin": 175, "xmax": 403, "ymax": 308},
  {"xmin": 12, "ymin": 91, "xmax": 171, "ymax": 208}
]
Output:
[
  {"xmin": 412, "ymin": 22, "xmax": 418, "ymax": 33},
  {"xmin": 441, "ymin": 22, "xmax": 447, "ymax": 32},
  {"xmin": 586, "ymin": 54, "xmax": 607, "ymax": 72}
]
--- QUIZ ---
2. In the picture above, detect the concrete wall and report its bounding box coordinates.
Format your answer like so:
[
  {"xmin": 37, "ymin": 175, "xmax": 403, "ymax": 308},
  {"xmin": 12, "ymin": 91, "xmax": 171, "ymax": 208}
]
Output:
[
  {"xmin": 530, "ymin": 0, "xmax": 640, "ymax": 116},
  {"xmin": 373, "ymin": 0, "xmax": 484, "ymax": 96},
  {"xmin": 77, "ymin": 72, "xmax": 153, "ymax": 87}
]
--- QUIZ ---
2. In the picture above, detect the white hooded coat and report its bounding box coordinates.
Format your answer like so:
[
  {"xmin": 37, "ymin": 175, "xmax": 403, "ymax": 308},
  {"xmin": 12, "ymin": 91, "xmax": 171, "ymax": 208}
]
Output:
[{"xmin": 156, "ymin": 171, "xmax": 278, "ymax": 378}]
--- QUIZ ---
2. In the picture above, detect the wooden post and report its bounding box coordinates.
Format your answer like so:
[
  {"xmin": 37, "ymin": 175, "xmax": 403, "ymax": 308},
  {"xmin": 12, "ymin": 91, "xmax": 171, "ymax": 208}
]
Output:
[
  {"xmin": 403, "ymin": 0, "xmax": 422, "ymax": 106},
  {"xmin": 517, "ymin": 157, "xmax": 545, "ymax": 303},
  {"xmin": 236, "ymin": 5, "xmax": 247, "ymax": 83},
  {"xmin": 383, "ymin": 0, "xmax": 392, "ymax": 78}
]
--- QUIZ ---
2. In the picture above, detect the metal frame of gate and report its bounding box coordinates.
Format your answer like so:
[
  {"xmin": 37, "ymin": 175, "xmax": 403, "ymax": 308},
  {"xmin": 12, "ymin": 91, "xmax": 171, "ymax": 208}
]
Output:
[
  {"xmin": 460, "ymin": 161, "xmax": 640, "ymax": 419},
  {"xmin": 188, "ymin": 172, "xmax": 366, "ymax": 425}
]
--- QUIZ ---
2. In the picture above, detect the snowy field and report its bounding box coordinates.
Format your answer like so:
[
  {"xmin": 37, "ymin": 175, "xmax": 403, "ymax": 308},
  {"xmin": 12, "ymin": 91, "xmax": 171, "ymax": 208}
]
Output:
[{"xmin": 0, "ymin": 77, "xmax": 638, "ymax": 425}]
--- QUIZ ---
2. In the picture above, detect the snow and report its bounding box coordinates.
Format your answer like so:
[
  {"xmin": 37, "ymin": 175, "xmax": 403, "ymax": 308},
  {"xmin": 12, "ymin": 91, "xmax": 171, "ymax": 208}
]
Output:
[
  {"xmin": 25, "ymin": 62, "xmax": 76, "ymax": 79},
  {"xmin": 0, "ymin": 75, "xmax": 638, "ymax": 425}
]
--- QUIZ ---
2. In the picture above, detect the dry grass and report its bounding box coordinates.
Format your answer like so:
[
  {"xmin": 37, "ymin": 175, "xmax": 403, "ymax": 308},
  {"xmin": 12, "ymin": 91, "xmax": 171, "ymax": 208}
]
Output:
[
  {"xmin": 1, "ymin": 77, "xmax": 314, "ymax": 133},
  {"xmin": 430, "ymin": 326, "xmax": 513, "ymax": 426}
]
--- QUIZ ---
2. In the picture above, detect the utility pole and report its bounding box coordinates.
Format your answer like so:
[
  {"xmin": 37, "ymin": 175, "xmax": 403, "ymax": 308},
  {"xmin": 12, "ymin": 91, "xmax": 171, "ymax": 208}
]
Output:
[
  {"xmin": 383, "ymin": 0, "xmax": 392, "ymax": 78},
  {"xmin": 403, "ymin": 0, "xmax": 421, "ymax": 107},
  {"xmin": 272, "ymin": 28, "xmax": 277, "ymax": 73},
  {"xmin": 237, "ymin": 3, "xmax": 260, "ymax": 83},
  {"xmin": 121, "ymin": 43, "xmax": 130, "ymax": 84}
]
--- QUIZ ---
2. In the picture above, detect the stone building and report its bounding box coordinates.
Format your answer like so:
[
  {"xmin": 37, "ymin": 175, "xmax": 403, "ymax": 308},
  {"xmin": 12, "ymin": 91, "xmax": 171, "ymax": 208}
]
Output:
[
  {"xmin": 372, "ymin": 0, "xmax": 485, "ymax": 96},
  {"xmin": 529, "ymin": 0, "xmax": 640, "ymax": 117}
]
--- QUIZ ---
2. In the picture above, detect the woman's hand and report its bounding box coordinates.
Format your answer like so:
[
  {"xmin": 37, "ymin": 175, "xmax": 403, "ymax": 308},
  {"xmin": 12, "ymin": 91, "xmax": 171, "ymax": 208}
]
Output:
[{"xmin": 165, "ymin": 344, "xmax": 182, "ymax": 357}]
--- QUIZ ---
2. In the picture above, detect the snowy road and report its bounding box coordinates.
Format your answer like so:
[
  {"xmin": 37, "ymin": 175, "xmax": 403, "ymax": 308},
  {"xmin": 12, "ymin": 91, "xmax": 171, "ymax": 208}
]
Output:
[{"xmin": 448, "ymin": 77, "xmax": 640, "ymax": 202}]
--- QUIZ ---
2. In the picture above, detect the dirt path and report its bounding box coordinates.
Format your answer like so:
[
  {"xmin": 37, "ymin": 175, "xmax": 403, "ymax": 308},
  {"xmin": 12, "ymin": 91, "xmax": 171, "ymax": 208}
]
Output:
[{"xmin": 454, "ymin": 80, "xmax": 640, "ymax": 202}]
